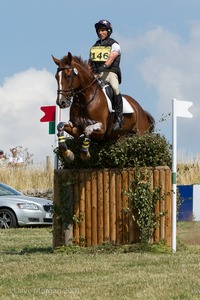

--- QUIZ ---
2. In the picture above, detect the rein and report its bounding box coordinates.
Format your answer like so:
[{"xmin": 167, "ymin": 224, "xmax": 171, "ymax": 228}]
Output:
[{"xmin": 73, "ymin": 84, "xmax": 99, "ymax": 109}]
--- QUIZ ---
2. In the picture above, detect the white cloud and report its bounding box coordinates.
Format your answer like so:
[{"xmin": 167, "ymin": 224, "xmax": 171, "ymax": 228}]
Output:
[
  {"xmin": 0, "ymin": 68, "xmax": 58, "ymax": 164},
  {"xmin": 139, "ymin": 25, "xmax": 200, "ymax": 145},
  {"xmin": 119, "ymin": 23, "xmax": 200, "ymax": 156}
]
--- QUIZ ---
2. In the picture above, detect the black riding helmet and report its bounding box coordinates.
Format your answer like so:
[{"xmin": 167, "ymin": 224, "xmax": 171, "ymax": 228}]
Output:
[{"xmin": 95, "ymin": 20, "xmax": 113, "ymax": 37}]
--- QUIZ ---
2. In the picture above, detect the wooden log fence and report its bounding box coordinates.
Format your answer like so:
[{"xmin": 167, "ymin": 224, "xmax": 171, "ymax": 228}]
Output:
[{"xmin": 53, "ymin": 166, "xmax": 172, "ymax": 249}]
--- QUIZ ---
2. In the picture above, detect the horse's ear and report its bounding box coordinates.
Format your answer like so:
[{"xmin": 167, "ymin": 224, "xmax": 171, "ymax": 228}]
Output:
[
  {"xmin": 68, "ymin": 52, "xmax": 72, "ymax": 64},
  {"xmin": 52, "ymin": 55, "xmax": 60, "ymax": 66}
]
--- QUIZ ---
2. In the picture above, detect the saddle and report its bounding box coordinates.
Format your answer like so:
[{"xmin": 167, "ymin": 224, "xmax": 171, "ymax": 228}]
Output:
[
  {"xmin": 96, "ymin": 78, "xmax": 115, "ymax": 109},
  {"xmin": 96, "ymin": 78, "xmax": 134, "ymax": 114}
]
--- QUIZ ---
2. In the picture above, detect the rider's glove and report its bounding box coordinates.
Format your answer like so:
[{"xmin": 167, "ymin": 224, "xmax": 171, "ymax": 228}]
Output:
[{"xmin": 97, "ymin": 64, "xmax": 108, "ymax": 74}]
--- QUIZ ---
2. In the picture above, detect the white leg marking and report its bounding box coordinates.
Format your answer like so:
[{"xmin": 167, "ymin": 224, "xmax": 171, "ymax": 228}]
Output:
[{"xmin": 84, "ymin": 122, "xmax": 102, "ymax": 135}]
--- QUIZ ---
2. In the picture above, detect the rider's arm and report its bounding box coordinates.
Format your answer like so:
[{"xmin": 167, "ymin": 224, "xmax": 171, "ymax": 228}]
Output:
[{"xmin": 104, "ymin": 42, "xmax": 120, "ymax": 68}]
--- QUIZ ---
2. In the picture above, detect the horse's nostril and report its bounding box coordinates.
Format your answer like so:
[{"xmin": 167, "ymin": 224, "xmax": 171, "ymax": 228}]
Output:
[{"xmin": 59, "ymin": 101, "xmax": 67, "ymax": 109}]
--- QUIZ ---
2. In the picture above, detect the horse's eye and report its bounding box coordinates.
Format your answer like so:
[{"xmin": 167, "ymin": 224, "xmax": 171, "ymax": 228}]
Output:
[{"xmin": 65, "ymin": 74, "xmax": 71, "ymax": 79}]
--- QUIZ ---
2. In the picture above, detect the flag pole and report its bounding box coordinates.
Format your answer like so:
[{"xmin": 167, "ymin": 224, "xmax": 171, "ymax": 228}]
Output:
[
  {"xmin": 54, "ymin": 106, "xmax": 61, "ymax": 169},
  {"xmin": 172, "ymin": 98, "xmax": 177, "ymax": 252},
  {"xmin": 172, "ymin": 98, "xmax": 193, "ymax": 252}
]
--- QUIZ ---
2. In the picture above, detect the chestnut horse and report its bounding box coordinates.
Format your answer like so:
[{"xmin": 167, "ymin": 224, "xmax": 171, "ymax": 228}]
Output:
[{"xmin": 52, "ymin": 52, "xmax": 155, "ymax": 160}]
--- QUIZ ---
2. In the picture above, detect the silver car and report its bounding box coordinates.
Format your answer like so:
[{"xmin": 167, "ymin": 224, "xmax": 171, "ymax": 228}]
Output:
[{"xmin": 0, "ymin": 182, "xmax": 53, "ymax": 228}]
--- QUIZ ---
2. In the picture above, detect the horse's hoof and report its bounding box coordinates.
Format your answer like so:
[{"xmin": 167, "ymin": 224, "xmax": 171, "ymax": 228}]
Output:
[
  {"xmin": 63, "ymin": 150, "xmax": 74, "ymax": 161},
  {"xmin": 80, "ymin": 151, "xmax": 91, "ymax": 161}
]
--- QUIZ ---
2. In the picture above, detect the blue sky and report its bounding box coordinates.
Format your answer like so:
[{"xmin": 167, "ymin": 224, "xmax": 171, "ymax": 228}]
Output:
[{"xmin": 1, "ymin": 0, "xmax": 200, "ymax": 163}]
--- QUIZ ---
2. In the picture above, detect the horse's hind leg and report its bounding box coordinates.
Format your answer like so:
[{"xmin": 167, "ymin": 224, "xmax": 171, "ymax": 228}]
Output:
[
  {"xmin": 84, "ymin": 122, "xmax": 103, "ymax": 136},
  {"xmin": 80, "ymin": 122, "xmax": 103, "ymax": 160}
]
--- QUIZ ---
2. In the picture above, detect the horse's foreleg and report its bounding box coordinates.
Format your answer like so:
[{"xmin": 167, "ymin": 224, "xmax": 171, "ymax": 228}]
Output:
[
  {"xmin": 57, "ymin": 121, "xmax": 83, "ymax": 138},
  {"xmin": 62, "ymin": 121, "xmax": 83, "ymax": 138},
  {"xmin": 80, "ymin": 136, "xmax": 91, "ymax": 160},
  {"xmin": 57, "ymin": 123, "xmax": 74, "ymax": 161}
]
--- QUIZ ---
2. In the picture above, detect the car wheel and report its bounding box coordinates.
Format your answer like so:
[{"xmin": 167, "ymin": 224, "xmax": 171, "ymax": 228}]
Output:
[{"xmin": 0, "ymin": 209, "xmax": 18, "ymax": 228}]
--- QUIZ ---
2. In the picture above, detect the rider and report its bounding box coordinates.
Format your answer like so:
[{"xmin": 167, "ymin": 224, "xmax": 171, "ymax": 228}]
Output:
[{"xmin": 89, "ymin": 20, "xmax": 124, "ymax": 131}]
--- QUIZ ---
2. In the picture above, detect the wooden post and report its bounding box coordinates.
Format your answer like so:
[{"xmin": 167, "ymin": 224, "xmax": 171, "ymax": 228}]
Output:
[
  {"xmin": 165, "ymin": 168, "xmax": 172, "ymax": 246},
  {"xmin": 85, "ymin": 171, "xmax": 92, "ymax": 246},
  {"xmin": 52, "ymin": 171, "xmax": 63, "ymax": 249},
  {"xmin": 53, "ymin": 170, "xmax": 73, "ymax": 248},
  {"xmin": 97, "ymin": 170, "xmax": 104, "ymax": 244},
  {"xmin": 79, "ymin": 171, "xmax": 86, "ymax": 246},
  {"xmin": 91, "ymin": 171, "xmax": 98, "ymax": 245},
  {"xmin": 103, "ymin": 169, "xmax": 110, "ymax": 242},
  {"xmin": 159, "ymin": 168, "xmax": 166, "ymax": 240},
  {"xmin": 122, "ymin": 169, "xmax": 129, "ymax": 244},
  {"xmin": 154, "ymin": 168, "xmax": 160, "ymax": 242},
  {"xmin": 46, "ymin": 156, "xmax": 51, "ymax": 172},
  {"xmin": 73, "ymin": 172, "xmax": 80, "ymax": 244},
  {"xmin": 116, "ymin": 170, "xmax": 122, "ymax": 244},
  {"xmin": 110, "ymin": 170, "xmax": 116, "ymax": 243}
]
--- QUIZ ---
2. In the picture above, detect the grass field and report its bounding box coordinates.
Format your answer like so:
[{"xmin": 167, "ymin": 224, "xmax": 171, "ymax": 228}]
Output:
[
  {"xmin": 0, "ymin": 164, "xmax": 200, "ymax": 299},
  {"xmin": 1, "ymin": 222, "xmax": 200, "ymax": 300}
]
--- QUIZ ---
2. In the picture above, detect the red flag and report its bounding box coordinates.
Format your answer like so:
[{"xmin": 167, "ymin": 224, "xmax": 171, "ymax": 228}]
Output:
[{"xmin": 40, "ymin": 106, "xmax": 56, "ymax": 122}]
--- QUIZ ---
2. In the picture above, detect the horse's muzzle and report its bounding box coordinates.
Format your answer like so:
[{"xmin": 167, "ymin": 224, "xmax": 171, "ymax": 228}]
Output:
[{"xmin": 57, "ymin": 98, "xmax": 72, "ymax": 109}]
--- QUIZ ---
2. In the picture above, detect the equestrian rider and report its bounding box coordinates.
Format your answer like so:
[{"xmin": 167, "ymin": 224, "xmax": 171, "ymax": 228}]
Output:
[{"xmin": 89, "ymin": 20, "xmax": 124, "ymax": 131}]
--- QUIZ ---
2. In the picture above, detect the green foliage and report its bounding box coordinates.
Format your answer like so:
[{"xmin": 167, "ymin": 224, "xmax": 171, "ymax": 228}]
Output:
[
  {"xmin": 126, "ymin": 170, "xmax": 164, "ymax": 243},
  {"xmin": 54, "ymin": 176, "xmax": 74, "ymax": 227},
  {"xmin": 56, "ymin": 133, "xmax": 172, "ymax": 169}
]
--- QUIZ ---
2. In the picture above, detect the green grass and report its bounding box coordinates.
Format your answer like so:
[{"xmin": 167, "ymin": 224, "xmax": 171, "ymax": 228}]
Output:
[{"xmin": 0, "ymin": 223, "xmax": 200, "ymax": 300}]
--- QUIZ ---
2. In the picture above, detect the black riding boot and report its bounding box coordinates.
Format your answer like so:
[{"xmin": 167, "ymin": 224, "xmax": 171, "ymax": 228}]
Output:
[{"xmin": 113, "ymin": 93, "xmax": 124, "ymax": 131}]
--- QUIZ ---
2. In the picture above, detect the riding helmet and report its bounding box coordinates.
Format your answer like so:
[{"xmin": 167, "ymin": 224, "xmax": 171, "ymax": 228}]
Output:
[{"xmin": 95, "ymin": 20, "xmax": 113, "ymax": 36}]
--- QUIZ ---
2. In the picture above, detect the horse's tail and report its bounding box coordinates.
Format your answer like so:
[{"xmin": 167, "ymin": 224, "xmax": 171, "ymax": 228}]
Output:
[{"xmin": 145, "ymin": 111, "xmax": 155, "ymax": 133}]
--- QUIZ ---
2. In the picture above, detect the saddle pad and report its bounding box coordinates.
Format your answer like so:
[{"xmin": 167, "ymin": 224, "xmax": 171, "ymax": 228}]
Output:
[{"xmin": 102, "ymin": 86, "xmax": 134, "ymax": 113}]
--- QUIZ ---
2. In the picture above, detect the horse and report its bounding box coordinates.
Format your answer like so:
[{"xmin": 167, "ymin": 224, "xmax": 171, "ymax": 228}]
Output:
[{"xmin": 52, "ymin": 52, "xmax": 155, "ymax": 161}]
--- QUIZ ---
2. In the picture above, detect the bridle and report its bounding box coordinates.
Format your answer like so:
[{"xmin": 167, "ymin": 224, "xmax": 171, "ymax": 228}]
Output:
[
  {"xmin": 56, "ymin": 65, "xmax": 97, "ymax": 107},
  {"xmin": 56, "ymin": 66, "xmax": 77, "ymax": 100}
]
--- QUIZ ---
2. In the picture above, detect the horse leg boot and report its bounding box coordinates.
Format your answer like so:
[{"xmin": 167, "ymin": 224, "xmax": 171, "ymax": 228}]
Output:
[
  {"xmin": 80, "ymin": 136, "xmax": 91, "ymax": 160},
  {"xmin": 113, "ymin": 93, "xmax": 124, "ymax": 131},
  {"xmin": 57, "ymin": 123, "xmax": 74, "ymax": 161}
]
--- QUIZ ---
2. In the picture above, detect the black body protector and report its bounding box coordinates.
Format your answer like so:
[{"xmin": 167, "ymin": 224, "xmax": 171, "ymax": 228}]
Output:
[{"xmin": 90, "ymin": 37, "xmax": 121, "ymax": 84}]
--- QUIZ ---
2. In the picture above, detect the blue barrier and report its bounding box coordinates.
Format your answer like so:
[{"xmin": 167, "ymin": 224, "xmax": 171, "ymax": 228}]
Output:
[{"xmin": 178, "ymin": 185, "xmax": 193, "ymax": 221}]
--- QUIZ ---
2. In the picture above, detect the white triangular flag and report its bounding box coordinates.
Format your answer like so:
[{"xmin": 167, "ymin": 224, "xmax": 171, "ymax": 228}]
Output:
[{"xmin": 174, "ymin": 98, "xmax": 193, "ymax": 118}]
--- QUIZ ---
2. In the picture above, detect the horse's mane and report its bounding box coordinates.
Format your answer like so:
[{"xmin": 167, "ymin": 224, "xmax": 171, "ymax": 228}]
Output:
[{"xmin": 61, "ymin": 55, "xmax": 90, "ymax": 73}]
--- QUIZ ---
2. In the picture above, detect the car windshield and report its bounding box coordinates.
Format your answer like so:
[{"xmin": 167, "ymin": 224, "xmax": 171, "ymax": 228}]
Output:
[{"xmin": 0, "ymin": 183, "xmax": 21, "ymax": 196}]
